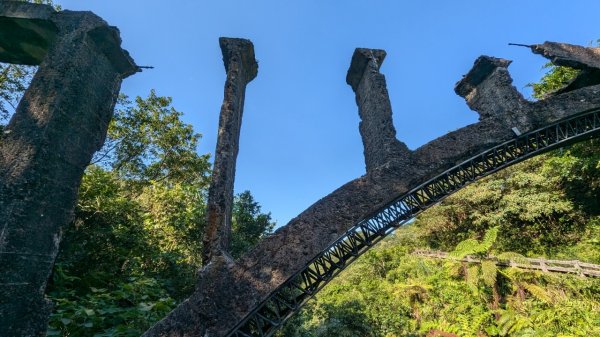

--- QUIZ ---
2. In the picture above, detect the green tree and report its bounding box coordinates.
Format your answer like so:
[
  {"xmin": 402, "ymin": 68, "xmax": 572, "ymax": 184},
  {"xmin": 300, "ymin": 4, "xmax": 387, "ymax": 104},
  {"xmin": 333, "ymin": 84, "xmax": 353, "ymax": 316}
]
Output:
[
  {"xmin": 528, "ymin": 63, "xmax": 580, "ymax": 99},
  {"xmin": 95, "ymin": 91, "xmax": 211, "ymax": 188},
  {"xmin": 47, "ymin": 90, "xmax": 275, "ymax": 336},
  {"xmin": 231, "ymin": 190, "xmax": 275, "ymax": 258},
  {"xmin": 0, "ymin": 63, "xmax": 33, "ymax": 124},
  {"xmin": 414, "ymin": 157, "xmax": 586, "ymax": 256}
]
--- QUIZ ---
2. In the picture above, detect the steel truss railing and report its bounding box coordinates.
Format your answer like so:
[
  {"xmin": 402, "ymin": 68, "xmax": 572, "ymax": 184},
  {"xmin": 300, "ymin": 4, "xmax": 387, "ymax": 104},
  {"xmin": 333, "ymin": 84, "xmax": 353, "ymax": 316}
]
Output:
[{"xmin": 227, "ymin": 108, "xmax": 600, "ymax": 337}]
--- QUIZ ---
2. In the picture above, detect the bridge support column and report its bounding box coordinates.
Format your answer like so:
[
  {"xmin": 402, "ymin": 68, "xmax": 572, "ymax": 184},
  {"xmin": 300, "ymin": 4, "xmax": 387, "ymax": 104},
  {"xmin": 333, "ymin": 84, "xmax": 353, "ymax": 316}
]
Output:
[
  {"xmin": 454, "ymin": 56, "xmax": 533, "ymax": 130},
  {"xmin": 0, "ymin": 3, "xmax": 138, "ymax": 336},
  {"xmin": 202, "ymin": 37, "xmax": 258, "ymax": 265},
  {"xmin": 346, "ymin": 48, "xmax": 412, "ymax": 172}
]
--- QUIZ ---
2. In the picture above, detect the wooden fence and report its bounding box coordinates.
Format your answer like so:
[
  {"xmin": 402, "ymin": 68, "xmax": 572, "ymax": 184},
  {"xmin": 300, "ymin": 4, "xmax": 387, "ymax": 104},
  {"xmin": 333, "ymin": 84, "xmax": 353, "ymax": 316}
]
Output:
[{"xmin": 412, "ymin": 250, "xmax": 600, "ymax": 278}]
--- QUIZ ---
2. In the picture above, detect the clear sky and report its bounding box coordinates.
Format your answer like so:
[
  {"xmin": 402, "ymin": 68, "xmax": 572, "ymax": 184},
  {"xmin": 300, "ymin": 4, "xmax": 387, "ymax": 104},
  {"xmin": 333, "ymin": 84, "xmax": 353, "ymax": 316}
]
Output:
[{"xmin": 57, "ymin": 0, "xmax": 600, "ymax": 226}]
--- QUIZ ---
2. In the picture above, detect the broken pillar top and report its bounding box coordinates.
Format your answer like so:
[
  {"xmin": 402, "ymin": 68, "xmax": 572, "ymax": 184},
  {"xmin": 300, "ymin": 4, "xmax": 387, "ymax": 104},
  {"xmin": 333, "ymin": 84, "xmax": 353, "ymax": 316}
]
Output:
[
  {"xmin": 219, "ymin": 37, "xmax": 258, "ymax": 82},
  {"xmin": 504, "ymin": 41, "xmax": 600, "ymax": 97},
  {"xmin": 0, "ymin": 1, "xmax": 138, "ymax": 77},
  {"xmin": 346, "ymin": 48, "xmax": 386, "ymax": 91},
  {"xmin": 87, "ymin": 26, "xmax": 138, "ymax": 77},
  {"xmin": 530, "ymin": 41, "xmax": 600, "ymax": 70},
  {"xmin": 454, "ymin": 56, "xmax": 512, "ymax": 98}
]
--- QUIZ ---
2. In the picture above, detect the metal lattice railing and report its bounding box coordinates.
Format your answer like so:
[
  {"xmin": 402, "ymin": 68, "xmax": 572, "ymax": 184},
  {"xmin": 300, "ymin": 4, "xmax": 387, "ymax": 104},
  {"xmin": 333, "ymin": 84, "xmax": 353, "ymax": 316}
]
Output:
[{"xmin": 226, "ymin": 108, "xmax": 600, "ymax": 337}]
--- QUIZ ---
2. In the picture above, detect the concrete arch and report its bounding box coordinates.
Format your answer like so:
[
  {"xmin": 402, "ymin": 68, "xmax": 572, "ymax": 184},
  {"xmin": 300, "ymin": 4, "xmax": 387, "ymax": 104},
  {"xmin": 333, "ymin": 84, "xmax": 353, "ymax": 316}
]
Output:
[{"xmin": 145, "ymin": 42, "xmax": 600, "ymax": 337}]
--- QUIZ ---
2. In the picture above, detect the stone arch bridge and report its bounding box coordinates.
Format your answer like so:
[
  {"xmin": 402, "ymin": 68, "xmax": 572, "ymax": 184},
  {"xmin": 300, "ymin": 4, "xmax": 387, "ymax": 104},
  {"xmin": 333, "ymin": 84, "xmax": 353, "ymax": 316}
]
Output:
[{"xmin": 1, "ymin": 2, "xmax": 600, "ymax": 337}]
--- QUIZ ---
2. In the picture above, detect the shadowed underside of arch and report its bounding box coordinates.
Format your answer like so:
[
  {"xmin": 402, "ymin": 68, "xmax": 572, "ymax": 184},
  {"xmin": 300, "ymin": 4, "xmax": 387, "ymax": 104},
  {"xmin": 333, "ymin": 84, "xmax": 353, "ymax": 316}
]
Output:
[{"xmin": 140, "ymin": 42, "xmax": 600, "ymax": 337}]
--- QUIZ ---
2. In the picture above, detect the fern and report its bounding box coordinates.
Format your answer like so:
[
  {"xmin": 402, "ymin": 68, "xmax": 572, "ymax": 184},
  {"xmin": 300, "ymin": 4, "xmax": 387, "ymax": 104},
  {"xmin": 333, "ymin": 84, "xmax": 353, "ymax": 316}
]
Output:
[
  {"xmin": 480, "ymin": 260, "xmax": 497, "ymax": 287},
  {"xmin": 451, "ymin": 238, "xmax": 480, "ymax": 258},
  {"xmin": 496, "ymin": 252, "xmax": 530, "ymax": 265},
  {"xmin": 497, "ymin": 309, "xmax": 535, "ymax": 336},
  {"xmin": 466, "ymin": 265, "xmax": 480, "ymax": 290},
  {"xmin": 478, "ymin": 226, "xmax": 499, "ymax": 253},
  {"xmin": 523, "ymin": 283, "xmax": 553, "ymax": 304}
]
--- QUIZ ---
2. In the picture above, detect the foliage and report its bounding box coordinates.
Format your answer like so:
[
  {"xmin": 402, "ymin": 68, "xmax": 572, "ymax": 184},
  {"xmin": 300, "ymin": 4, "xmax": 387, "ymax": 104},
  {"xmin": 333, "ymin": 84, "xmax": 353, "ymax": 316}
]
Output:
[
  {"xmin": 0, "ymin": 63, "xmax": 34, "ymax": 124},
  {"xmin": 279, "ymin": 226, "xmax": 600, "ymax": 337},
  {"xmin": 527, "ymin": 63, "xmax": 580, "ymax": 100},
  {"xmin": 47, "ymin": 275, "xmax": 175, "ymax": 337},
  {"xmin": 46, "ymin": 90, "xmax": 274, "ymax": 336},
  {"xmin": 414, "ymin": 156, "xmax": 588, "ymax": 256},
  {"xmin": 94, "ymin": 91, "xmax": 211, "ymax": 187},
  {"xmin": 231, "ymin": 191, "xmax": 275, "ymax": 258}
]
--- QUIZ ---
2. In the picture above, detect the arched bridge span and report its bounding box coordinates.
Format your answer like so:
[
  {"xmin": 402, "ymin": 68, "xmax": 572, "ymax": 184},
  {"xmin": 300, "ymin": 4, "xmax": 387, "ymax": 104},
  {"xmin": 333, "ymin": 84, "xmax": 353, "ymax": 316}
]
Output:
[
  {"xmin": 143, "ymin": 41, "xmax": 600, "ymax": 337},
  {"xmin": 228, "ymin": 107, "xmax": 600, "ymax": 336}
]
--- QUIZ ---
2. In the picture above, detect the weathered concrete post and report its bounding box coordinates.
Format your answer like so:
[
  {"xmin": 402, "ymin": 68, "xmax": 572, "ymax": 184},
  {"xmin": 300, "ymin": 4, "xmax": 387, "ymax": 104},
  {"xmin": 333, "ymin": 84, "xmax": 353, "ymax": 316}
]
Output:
[
  {"xmin": 454, "ymin": 56, "xmax": 532, "ymax": 131},
  {"xmin": 0, "ymin": 2, "xmax": 138, "ymax": 336},
  {"xmin": 346, "ymin": 48, "xmax": 412, "ymax": 171},
  {"xmin": 202, "ymin": 37, "xmax": 258, "ymax": 265}
]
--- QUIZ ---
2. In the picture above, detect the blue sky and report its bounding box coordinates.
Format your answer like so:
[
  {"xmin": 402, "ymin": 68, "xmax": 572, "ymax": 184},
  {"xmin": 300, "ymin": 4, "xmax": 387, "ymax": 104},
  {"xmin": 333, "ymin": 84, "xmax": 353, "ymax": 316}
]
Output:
[{"xmin": 58, "ymin": 0, "xmax": 600, "ymax": 226}]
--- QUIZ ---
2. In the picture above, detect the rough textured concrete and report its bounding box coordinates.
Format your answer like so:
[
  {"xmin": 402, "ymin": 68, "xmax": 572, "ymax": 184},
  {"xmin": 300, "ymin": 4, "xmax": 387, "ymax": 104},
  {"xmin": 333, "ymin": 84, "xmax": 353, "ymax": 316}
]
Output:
[
  {"xmin": 530, "ymin": 41, "xmax": 600, "ymax": 96},
  {"xmin": 202, "ymin": 38, "xmax": 258, "ymax": 265},
  {"xmin": 346, "ymin": 48, "xmax": 412, "ymax": 172},
  {"xmin": 143, "ymin": 41, "xmax": 600, "ymax": 337},
  {"xmin": 532, "ymin": 41, "xmax": 600, "ymax": 70},
  {"xmin": 0, "ymin": 2, "xmax": 138, "ymax": 336},
  {"xmin": 454, "ymin": 56, "xmax": 533, "ymax": 131}
]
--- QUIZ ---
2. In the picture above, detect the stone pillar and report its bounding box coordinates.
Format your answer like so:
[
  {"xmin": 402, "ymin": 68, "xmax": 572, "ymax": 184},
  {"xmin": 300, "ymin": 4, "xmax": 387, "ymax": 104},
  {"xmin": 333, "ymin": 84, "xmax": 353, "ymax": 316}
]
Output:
[
  {"xmin": 202, "ymin": 37, "xmax": 258, "ymax": 265},
  {"xmin": 454, "ymin": 56, "xmax": 532, "ymax": 131},
  {"xmin": 0, "ymin": 3, "xmax": 138, "ymax": 336},
  {"xmin": 346, "ymin": 48, "xmax": 412, "ymax": 172}
]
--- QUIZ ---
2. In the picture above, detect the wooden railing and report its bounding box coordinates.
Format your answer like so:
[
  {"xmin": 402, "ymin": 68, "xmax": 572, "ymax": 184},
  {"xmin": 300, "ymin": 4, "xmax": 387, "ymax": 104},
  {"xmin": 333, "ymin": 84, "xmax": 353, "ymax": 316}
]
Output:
[{"xmin": 412, "ymin": 250, "xmax": 600, "ymax": 278}]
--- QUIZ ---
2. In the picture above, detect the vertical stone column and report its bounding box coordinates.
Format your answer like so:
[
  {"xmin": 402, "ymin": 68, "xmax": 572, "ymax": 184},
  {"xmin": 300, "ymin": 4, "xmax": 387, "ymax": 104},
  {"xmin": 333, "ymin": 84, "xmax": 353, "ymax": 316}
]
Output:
[
  {"xmin": 454, "ymin": 56, "xmax": 532, "ymax": 130},
  {"xmin": 346, "ymin": 48, "xmax": 412, "ymax": 172},
  {"xmin": 0, "ymin": 3, "xmax": 138, "ymax": 336},
  {"xmin": 202, "ymin": 37, "xmax": 258, "ymax": 265}
]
